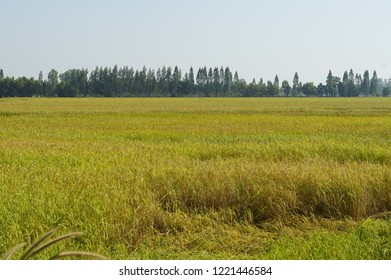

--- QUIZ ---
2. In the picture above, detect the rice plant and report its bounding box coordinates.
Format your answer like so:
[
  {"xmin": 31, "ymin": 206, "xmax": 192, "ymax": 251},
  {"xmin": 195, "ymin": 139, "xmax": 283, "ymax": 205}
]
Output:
[
  {"xmin": 1, "ymin": 97, "xmax": 391, "ymax": 259},
  {"xmin": 2, "ymin": 229, "xmax": 106, "ymax": 260}
]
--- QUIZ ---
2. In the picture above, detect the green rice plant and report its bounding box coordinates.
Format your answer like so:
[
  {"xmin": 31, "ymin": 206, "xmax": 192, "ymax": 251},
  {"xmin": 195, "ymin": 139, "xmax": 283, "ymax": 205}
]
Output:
[{"xmin": 1, "ymin": 97, "xmax": 391, "ymax": 259}]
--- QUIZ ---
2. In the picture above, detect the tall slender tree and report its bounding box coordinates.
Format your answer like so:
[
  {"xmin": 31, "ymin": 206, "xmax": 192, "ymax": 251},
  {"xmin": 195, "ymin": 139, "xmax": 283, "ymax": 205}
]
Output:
[
  {"xmin": 326, "ymin": 70, "xmax": 336, "ymax": 96},
  {"xmin": 291, "ymin": 72, "xmax": 299, "ymax": 96},
  {"xmin": 370, "ymin": 70, "xmax": 378, "ymax": 96},
  {"xmin": 362, "ymin": 70, "xmax": 370, "ymax": 96},
  {"xmin": 232, "ymin": 71, "xmax": 240, "ymax": 96},
  {"xmin": 223, "ymin": 67, "xmax": 233, "ymax": 96},
  {"xmin": 342, "ymin": 71, "xmax": 349, "ymax": 97},
  {"xmin": 188, "ymin": 67, "xmax": 195, "ymax": 95},
  {"xmin": 213, "ymin": 67, "xmax": 221, "ymax": 96},
  {"xmin": 274, "ymin": 75, "xmax": 280, "ymax": 94},
  {"xmin": 348, "ymin": 69, "xmax": 356, "ymax": 97},
  {"xmin": 172, "ymin": 66, "xmax": 181, "ymax": 96}
]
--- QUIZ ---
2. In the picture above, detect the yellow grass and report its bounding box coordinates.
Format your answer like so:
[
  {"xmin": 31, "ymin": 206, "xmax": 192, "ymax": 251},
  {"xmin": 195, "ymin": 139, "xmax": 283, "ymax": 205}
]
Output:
[{"xmin": 1, "ymin": 97, "xmax": 391, "ymax": 259}]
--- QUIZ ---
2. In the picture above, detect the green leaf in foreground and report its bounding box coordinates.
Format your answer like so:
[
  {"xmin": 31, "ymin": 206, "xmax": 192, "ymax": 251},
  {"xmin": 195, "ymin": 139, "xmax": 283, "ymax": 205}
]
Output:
[{"xmin": 2, "ymin": 229, "xmax": 107, "ymax": 260}]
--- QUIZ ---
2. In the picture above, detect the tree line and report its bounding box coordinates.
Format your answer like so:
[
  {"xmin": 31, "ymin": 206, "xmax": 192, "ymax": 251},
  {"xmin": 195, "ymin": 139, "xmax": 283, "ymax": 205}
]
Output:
[{"xmin": 0, "ymin": 66, "xmax": 390, "ymax": 98}]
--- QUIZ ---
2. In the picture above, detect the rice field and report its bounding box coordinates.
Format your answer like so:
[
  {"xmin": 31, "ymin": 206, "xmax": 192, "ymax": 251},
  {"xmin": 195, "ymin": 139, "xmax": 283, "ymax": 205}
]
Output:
[{"xmin": 1, "ymin": 97, "xmax": 391, "ymax": 259}]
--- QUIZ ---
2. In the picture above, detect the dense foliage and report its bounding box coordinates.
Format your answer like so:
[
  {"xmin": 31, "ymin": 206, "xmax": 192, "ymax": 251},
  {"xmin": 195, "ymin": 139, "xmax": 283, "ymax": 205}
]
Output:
[{"xmin": 0, "ymin": 66, "xmax": 390, "ymax": 98}]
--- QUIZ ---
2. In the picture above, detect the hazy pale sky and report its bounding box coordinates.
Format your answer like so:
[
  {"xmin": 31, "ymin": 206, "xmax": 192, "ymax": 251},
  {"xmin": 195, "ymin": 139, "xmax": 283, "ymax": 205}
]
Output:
[{"xmin": 1, "ymin": 0, "xmax": 391, "ymax": 84}]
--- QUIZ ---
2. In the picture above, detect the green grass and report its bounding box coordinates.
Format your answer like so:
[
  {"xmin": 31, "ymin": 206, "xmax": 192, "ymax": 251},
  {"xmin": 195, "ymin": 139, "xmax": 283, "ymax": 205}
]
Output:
[{"xmin": 1, "ymin": 97, "xmax": 391, "ymax": 259}]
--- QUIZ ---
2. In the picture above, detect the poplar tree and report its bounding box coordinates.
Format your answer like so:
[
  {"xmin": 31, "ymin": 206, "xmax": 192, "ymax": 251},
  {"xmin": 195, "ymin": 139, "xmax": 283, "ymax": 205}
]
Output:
[
  {"xmin": 348, "ymin": 69, "xmax": 356, "ymax": 97},
  {"xmin": 362, "ymin": 70, "xmax": 370, "ymax": 96},
  {"xmin": 188, "ymin": 67, "xmax": 195, "ymax": 95},
  {"xmin": 342, "ymin": 71, "xmax": 349, "ymax": 97},
  {"xmin": 233, "ymin": 71, "xmax": 240, "ymax": 96},
  {"xmin": 223, "ymin": 67, "xmax": 233, "ymax": 95},
  {"xmin": 326, "ymin": 70, "xmax": 341, "ymax": 96},
  {"xmin": 291, "ymin": 72, "xmax": 299, "ymax": 96},
  {"xmin": 370, "ymin": 71, "xmax": 378, "ymax": 96},
  {"xmin": 213, "ymin": 67, "xmax": 220, "ymax": 95},
  {"xmin": 326, "ymin": 70, "xmax": 336, "ymax": 96},
  {"xmin": 274, "ymin": 75, "xmax": 280, "ymax": 93},
  {"xmin": 172, "ymin": 66, "xmax": 181, "ymax": 95}
]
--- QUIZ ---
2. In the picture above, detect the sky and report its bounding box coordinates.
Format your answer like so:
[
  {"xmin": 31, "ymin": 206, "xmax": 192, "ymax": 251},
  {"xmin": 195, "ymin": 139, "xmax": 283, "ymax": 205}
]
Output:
[{"xmin": 1, "ymin": 0, "xmax": 391, "ymax": 84}]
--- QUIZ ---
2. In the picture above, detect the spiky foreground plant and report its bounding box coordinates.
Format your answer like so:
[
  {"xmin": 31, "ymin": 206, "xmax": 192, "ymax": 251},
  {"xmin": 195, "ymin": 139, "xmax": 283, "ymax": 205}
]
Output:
[{"xmin": 2, "ymin": 229, "xmax": 107, "ymax": 260}]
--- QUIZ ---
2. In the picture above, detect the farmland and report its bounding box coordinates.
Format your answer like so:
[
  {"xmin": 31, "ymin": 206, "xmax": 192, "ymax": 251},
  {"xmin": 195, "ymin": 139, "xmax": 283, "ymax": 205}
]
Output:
[{"xmin": 1, "ymin": 97, "xmax": 391, "ymax": 259}]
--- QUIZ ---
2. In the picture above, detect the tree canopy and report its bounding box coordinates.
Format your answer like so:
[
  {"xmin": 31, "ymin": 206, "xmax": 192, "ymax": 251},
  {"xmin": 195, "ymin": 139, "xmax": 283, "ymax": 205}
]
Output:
[{"xmin": 0, "ymin": 66, "xmax": 390, "ymax": 98}]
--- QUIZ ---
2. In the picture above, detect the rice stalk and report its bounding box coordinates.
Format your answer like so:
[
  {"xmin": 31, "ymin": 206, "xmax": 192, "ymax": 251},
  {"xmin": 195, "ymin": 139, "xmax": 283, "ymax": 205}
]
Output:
[
  {"xmin": 3, "ymin": 229, "xmax": 106, "ymax": 260},
  {"xmin": 50, "ymin": 251, "xmax": 107, "ymax": 260},
  {"xmin": 2, "ymin": 242, "xmax": 27, "ymax": 260}
]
